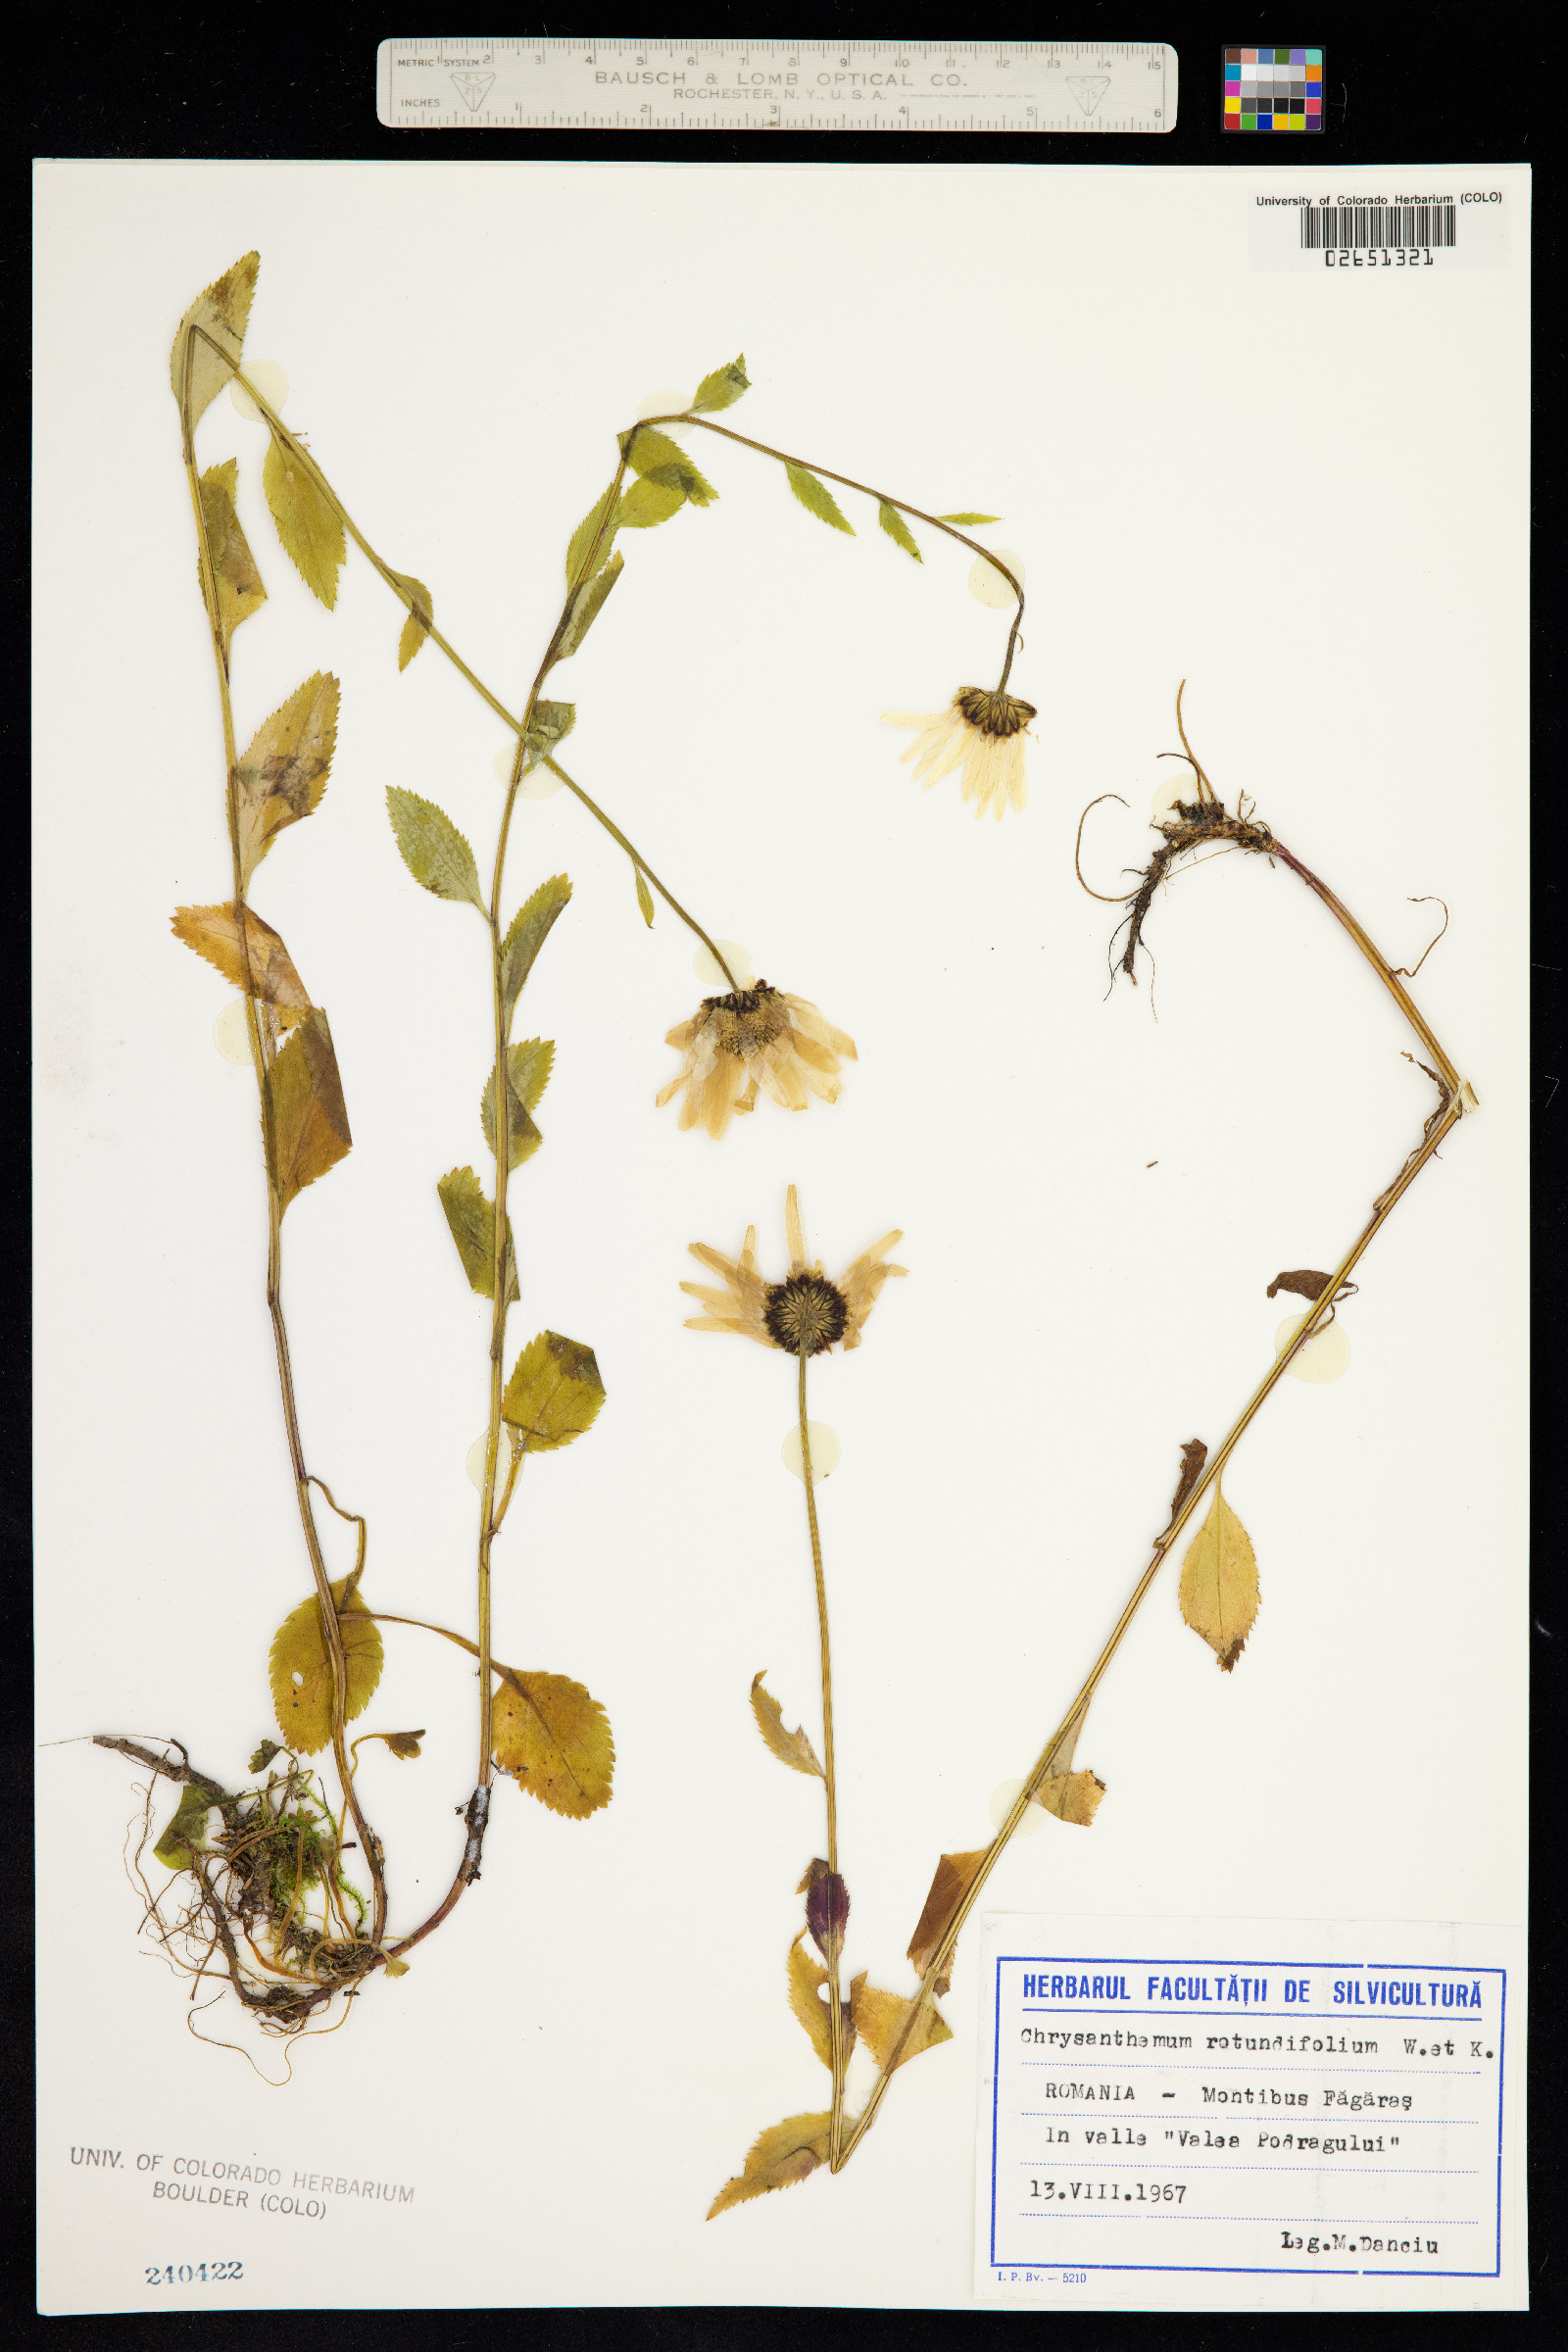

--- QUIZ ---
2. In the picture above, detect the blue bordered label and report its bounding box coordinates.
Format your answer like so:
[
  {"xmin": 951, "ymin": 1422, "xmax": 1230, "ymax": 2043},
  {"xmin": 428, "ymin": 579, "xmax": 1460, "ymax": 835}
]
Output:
[{"xmin": 974, "ymin": 1916, "xmax": 1523, "ymax": 2309}]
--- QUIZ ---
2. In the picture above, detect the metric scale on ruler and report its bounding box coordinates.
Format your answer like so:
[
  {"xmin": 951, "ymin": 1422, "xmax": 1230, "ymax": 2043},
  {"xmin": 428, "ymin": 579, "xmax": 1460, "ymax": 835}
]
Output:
[{"xmin": 376, "ymin": 39, "xmax": 1179, "ymax": 134}]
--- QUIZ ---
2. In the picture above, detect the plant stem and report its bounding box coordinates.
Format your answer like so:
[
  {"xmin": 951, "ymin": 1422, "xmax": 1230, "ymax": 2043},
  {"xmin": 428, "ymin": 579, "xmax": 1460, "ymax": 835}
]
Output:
[
  {"xmin": 641, "ymin": 412, "xmax": 1027, "ymax": 693},
  {"xmin": 545, "ymin": 759, "xmax": 738, "ymax": 990},
  {"xmin": 835, "ymin": 832, "xmax": 1473, "ymax": 2169},
  {"xmin": 222, "ymin": 358, "xmax": 739, "ymax": 981},
  {"xmin": 395, "ymin": 471, "xmax": 632, "ymax": 1943},
  {"xmin": 797, "ymin": 1348, "xmax": 848, "ymax": 2170},
  {"xmin": 177, "ymin": 341, "xmax": 385, "ymax": 1950}
]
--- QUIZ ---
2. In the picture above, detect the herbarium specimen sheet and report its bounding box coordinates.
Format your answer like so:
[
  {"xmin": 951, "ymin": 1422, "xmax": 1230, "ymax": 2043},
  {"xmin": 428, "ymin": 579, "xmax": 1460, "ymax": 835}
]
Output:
[{"xmin": 34, "ymin": 161, "xmax": 1529, "ymax": 2313}]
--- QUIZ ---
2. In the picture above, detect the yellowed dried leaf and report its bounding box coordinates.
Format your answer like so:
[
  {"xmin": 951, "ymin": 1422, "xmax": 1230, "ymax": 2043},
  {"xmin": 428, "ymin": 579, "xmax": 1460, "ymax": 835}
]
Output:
[
  {"xmin": 394, "ymin": 574, "xmax": 433, "ymax": 670},
  {"xmin": 170, "ymin": 251, "xmax": 259, "ymax": 428},
  {"xmin": 268, "ymin": 1575, "xmax": 382, "ymax": 1755},
  {"xmin": 1036, "ymin": 1768, "xmax": 1106, "ymax": 1828},
  {"xmin": 236, "ymin": 671, "xmax": 338, "ymax": 887},
  {"xmin": 750, "ymin": 1671, "xmax": 823, "ymax": 1779},
  {"xmin": 849, "ymin": 1974, "xmax": 953, "ymax": 2074},
  {"xmin": 707, "ymin": 2113, "xmax": 833, "ymax": 2220},
  {"xmin": 197, "ymin": 460, "xmax": 266, "ymax": 660},
  {"xmin": 492, "ymin": 1671, "xmax": 613, "ymax": 1818},
  {"xmin": 787, "ymin": 1934, "xmax": 835, "ymax": 2071},
  {"xmin": 907, "ymin": 1848, "xmax": 989, "ymax": 1997},
  {"xmin": 1178, "ymin": 1481, "xmax": 1260, "ymax": 1672},
  {"xmin": 270, "ymin": 1007, "xmax": 352, "ymax": 1212},
  {"xmin": 502, "ymin": 1331, "xmax": 605, "ymax": 1452},
  {"xmin": 171, "ymin": 902, "xmax": 312, "ymax": 1018},
  {"xmin": 263, "ymin": 434, "xmax": 345, "ymax": 608}
]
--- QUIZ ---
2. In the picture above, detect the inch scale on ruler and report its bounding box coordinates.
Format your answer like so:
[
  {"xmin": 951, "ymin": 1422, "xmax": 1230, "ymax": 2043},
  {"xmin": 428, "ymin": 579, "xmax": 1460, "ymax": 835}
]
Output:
[{"xmin": 376, "ymin": 38, "xmax": 1179, "ymax": 134}]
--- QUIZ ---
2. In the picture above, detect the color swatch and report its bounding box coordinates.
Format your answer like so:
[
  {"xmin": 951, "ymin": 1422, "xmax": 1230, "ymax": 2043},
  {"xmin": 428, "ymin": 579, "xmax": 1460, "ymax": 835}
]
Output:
[{"xmin": 1223, "ymin": 46, "xmax": 1323, "ymax": 131}]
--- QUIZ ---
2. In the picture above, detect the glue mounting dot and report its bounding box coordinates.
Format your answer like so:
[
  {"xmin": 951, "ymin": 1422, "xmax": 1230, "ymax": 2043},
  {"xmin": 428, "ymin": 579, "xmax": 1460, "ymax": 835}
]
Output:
[
  {"xmin": 1275, "ymin": 1313, "xmax": 1351, "ymax": 1383},
  {"xmin": 781, "ymin": 1420, "xmax": 841, "ymax": 1484},
  {"xmin": 692, "ymin": 940, "xmax": 754, "ymax": 991},
  {"xmin": 213, "ymin": 996, "xmax": 251, "ymax": 1063},
  {"xmin": 229, "ymin": 360, "xmax": 289, "ymax": 421},
  {"xmin": 968, "ymin": 549, "xmax": 1024, "ymax": 610},
  {"xmin": 989, "ymin": 1778, "xmax": 1049, "ymax": 1838}
]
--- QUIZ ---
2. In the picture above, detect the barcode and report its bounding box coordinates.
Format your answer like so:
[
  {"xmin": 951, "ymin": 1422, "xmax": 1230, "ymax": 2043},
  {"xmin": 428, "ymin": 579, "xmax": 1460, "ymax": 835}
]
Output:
[{"xmin": 1300, "ymin": 203, "xmax": 1456, "ymax": 250}]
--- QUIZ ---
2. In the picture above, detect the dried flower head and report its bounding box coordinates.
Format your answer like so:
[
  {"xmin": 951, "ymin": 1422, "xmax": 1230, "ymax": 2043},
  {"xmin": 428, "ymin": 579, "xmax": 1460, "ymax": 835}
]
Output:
[
  {"xmin": 656, "ymin": 982, "xmax": 856, "ymax": 1141},
  {"xmin": 682, "ymin": 1186, "xmax": 906, "ymax": 1355},
  {"xmin": 883, "ymin": 687, "xmax": 1036, "ymax": 821}
]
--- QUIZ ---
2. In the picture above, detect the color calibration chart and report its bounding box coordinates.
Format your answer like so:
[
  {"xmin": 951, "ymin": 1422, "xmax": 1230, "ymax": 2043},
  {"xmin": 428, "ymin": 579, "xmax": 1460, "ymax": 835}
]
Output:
[{"xmin": 1224, "ymin": 47, "xmax": 1323, "ymax": 131}]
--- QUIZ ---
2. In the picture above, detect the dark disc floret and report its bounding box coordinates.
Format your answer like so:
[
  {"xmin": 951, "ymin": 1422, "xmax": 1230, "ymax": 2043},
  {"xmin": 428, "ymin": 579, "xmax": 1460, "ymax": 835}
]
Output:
[
  {"xmin": 955, "ymin": 686, "xmax": 1036, "ymax": 739},
  {"xmin": 763, "ymin": 1270, "xmax": 849, "ymax": 1356}
]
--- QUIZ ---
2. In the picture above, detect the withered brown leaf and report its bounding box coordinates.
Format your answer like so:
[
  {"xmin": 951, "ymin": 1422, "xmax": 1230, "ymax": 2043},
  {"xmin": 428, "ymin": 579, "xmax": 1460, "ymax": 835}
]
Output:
[
  {"xmin": 707, "ymin": 2113, "xmax": 833, "ymax": 2221},
  {"xmin": 491, "ymin": 1670, "xmax": 613, "ymax": 1818},
  {"xmin": 849, "ymin": 1975, "xmax": 954, "ymax": 2074},
  {"xmin": 1164, "ymin": 1439, "xmax": 1208, "ymax": 1533},
  {"xmin": 750, "ymin": 1671, "xmax": 823, "ymax": 1779},
  {"xmin": 1035, "ymin": 1769, "xmax": 1106, "ymax": 1828},
  {"xmin": 171, "ymin": 902, "xmax": 312, "ymax": 1019},
  {"xmin": 270, "ymin": 1007, "xmax": 352, "ymax": 1212},
  {"xmin": 1267, "ymin": 1269, "xmax": 1336, "ymax": 1301},
  {"xmin": 1178, "ymin": 1481, "xmax": 1260, "ymax": 1672},
  {"xmin": 235, "ymin": 671, "xmax": 338, "ymax": 887},
  {"xmin": 907, "ymin": 1848, "xmax": 990, "ymax": 1997}
]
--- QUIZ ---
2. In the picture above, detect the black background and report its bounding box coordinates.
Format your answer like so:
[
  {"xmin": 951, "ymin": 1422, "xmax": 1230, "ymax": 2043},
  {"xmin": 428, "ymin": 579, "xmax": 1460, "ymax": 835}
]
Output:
[{"xmin": 14, "ymin": 3, "xmax": 1559, "ymax": 2344}]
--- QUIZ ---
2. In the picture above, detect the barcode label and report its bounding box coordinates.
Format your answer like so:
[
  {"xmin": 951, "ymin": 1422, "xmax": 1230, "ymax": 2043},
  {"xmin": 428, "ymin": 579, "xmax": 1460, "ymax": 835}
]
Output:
[{"xmin": 1301, "ymin": 202, "xmax": 1456, "ymax": 250}]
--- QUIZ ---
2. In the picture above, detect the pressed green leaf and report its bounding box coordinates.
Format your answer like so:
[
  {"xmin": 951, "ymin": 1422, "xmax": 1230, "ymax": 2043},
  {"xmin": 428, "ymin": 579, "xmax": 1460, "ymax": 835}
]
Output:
[
  {"xmin": 708, "ymin": 2114, "xmax": 832, "ymax": 2220},
  {"xmin": 170, "ymin": 251, "xmax": 259, "ymax": 428},
  {"xmin": 617, "ymin": 473, "xmax": 686, "ymax": 530},
  {"xmin": 635, "ymin": 868, "xmax": 655, "ymax": 928},
  {"xmin": 938, "ymin": 511, "xmax": 1002, "ymax": 524},
  {"xmin": 565, "ymin": 479, "xmax": 620, "ymax": 586},
  {"xmin": 553, "ymin": 550, "xmax": 623, "ymax": 663},
  {"xmin": 268, "ymin": 1574, "xmax": 382, "ymax": 1756},
  {"xmin": 263, "ymin": 435, "xmax": 345, "ymax": 609},
  {"xmin": 878, "ymin": 502, "xmax": 922, "ymax": 563},
  {"xmin": 172, "ymin": 901, "xmax": 312, "ymax": 1020},
  {"xmin": 197, "ymin": 460, "xmax": 267, "ymax": 659},
  {"xmin": 386, "ymin": 787, "xmax": 485, "ymax": 909},
  {"xmin": 492, "ymin": 1670, "xmax": 614, "ymax": 1818},
  {"xmin": 481, "ymin": 1039, "xmax": 552, "ymax": 1168},
  {"xmin": 500, "ymin": 873, "xmax": 572, "ymax": 1024},
  {"xmin": 785, "ymin": 462, "xmax": 855, "ymax": 536},
  {"xmin": 270, "ymin": 1007, "xmax": 352, "ymax": 1213},
  {"xmin": 235, "ymin": 671, "xmax": 338, "ymax": 887},
  {"xmin": 394, "ymin": 574, "xmax": 433, "ymax": 670},
  {"xmin": 502, "ymin": 1330, "xmax": 605, "ymax": 1451},
  {"xmin": 437, "ymin": 1165, "xmax": 519, "ymax": 1305},
  {"xmin": 154, "ymin": 1785, "xmax": 215, "ymax": 1872},
  {"xmin": 622, "ymin": 427, "xmax": 718, "ymax": 507},
  {"xmin": 523, "ymin": 701, "xmax": 576, "ymax": 760},
  {"xmin": 249, "ymin": 1739, "xmax": 282, "ymax": 1774},
  {"xmin": 690, "ymin": 354, "xmax": 750, "ymax": 414}
]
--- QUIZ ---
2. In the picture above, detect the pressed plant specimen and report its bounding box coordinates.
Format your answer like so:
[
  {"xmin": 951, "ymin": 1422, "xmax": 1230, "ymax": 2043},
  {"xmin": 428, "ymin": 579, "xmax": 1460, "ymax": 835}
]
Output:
[
  {"xmin": 94, "ymin": 252, "xmax": 1033, "ymax": 2041},
  {"xmin": 692, "ymin": 689, "xmax": 1477, "ymax": 2212}
]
